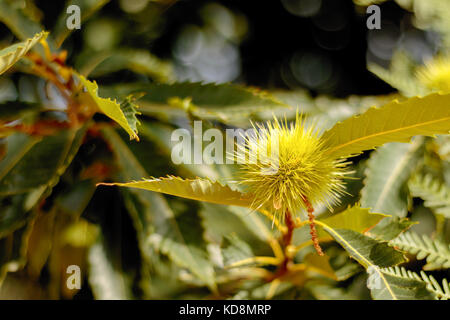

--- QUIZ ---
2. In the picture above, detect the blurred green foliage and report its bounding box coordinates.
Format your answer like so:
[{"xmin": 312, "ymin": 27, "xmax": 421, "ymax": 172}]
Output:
[{"xmin": 0, "ymin": 0, "xmax": 449, "ymax": 300}]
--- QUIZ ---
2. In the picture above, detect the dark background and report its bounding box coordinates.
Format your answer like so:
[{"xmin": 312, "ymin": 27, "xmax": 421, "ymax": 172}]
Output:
[
  {"xmin": 25, "ymin": 0, "xmax": 406, "ymax": 97},
  {"xmin": 152, "ymin": 0, "xmax": 400, "ymax": 96}
]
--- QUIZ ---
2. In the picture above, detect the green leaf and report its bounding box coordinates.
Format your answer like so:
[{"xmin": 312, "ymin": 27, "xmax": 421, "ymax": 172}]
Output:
[
  {"xmin": 119, "ymin": 95, "xmax": 141, "ymax": 138},
  {"xmin": 52, "ymin": 0, "xmax": 110, "ymax": 47},
  {"xmin": 0, "ymin": 133, "xmax": 40, "ymax": 187},
  {"xmin": 368, "ymin": 51, "xmax": 427, "ymax": 97},
  {"xmin": 0, "ymin": 1, "xmax": 46, "ymax": 41},
  {"xmin": 306, "ymin": 282, "xmax": 359, "ymax": 300},
  {"xmin": 139, "ymin": 121, "xmax": 220, "ymax": 179},
  {"xmin": 318, "ymin": 226, "xmax": 406, "ymax": 300},
  {"xmin": 0, "ymin": 31, "xmax": 47, "ymax": 75},
  {"xmin": 123, "ymin": 188, "xmax": 218, "ymax": 291},
  {"xmin": 317, "ymin": 205, "xmax": 387, "ymax": 239},
  {"xmin": 0, "ymin": 128, "xmax": 87, "ymax": 195},
  {"xmin": 100, "ymin": 82, "xmax": 290, "ymax": 123},
  {"xmin": 369, "ymin": 266, "xmax": 435, "ymax": 300},
  {"xmin": 319, "ymin": 227, "xmax": 406, "ymax": 269},
  {"xmin": 274, "ymin": 89, "xmax": 404, "ymax": 131},
  {"xmin": 54, "ymin": 180, "xmax": 96, "ymax": 217},
  {"xmin": 0, "ymin": 224, "xmax": 31, "ymax": 285},
  {"xmin": 418, "ymin": 270, "xmax": 450, "ymax": 300},
  {"xmin": 101, "ymin": 127, "xmax": 217, "ymax": 291},
  {"xmin": 0, "ymin": 101, "xmax": 41, "ymax": 123},
  {"xmin": 0, "ymin": 192, "xmax": 42, "ymax": 239},
  {"xmin": 389, "ymin": 231, "xmax": 450, "ymax": 270},
  {"xmin": 317, "ymin": 224, "xmax": 408, "ymax": 299},
  {"xmin": 327, "ymin": 247, "xmax": 363, "ymax": 281},
  {"xmin": 0, "ymin": 127, "xmax": 86, "ymax": 237},
  {"xmin": 140, "ymin": 82, "xmax": 289, "ymax": 111},
  {"xmin": 86, "ymin": 49, "xmax": 173, "ymax": 82},
  {"xmin": 99, "ymin": 176, "xmax": 253, "ymax": 208},
  {"xmin": 322, "ymin": 92, "xmax": 450, "ymax": 159},
  {"xmin": 152, "ymin": 232, "xmax": 217, "ymax": 289},
  {"xmin": 77, "ymin": 74, "xmax": 139, "ymax": 140},
  {"xmin": 361, "ymin": 141, "xmax": 423, "ymax": 217},
  {"xmin": 249, "ymin": 281, "xmax": 297, "ymax": 300},
  {"xmin": 408, "ymin": 173, "xmax": 450, "ymax": 218},
  {"xmin": 26, "ymin": 209, "xmax": 57, "ymax": 278},
  {"xmin": 377, "ymin": 266, "xmax": 448, "ymax": 300},
  {"xmin": 200, "ymin": 203, "xmax": 271, "ymax": 247},
  {"xmin": 367, "ymin": 217, "xmax": 416, "ymax": 241},
  {"xmin": 221, "ymin": 233, "xmax": 254, "ymax": 267},
  {"xmin": 0, "ymin": 126, "xmax": 87, "ymax": 238}
]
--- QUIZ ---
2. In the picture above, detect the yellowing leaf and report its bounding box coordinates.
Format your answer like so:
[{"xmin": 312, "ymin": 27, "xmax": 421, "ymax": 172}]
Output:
[
  {"xmin": 0, "ymin": 31, "xmax": 48, "ymax": 75},
  {"xmin": 322, "ymin": 92, "xmax": 450, "ymax": 158},
  {"xmin": 318, "ymin": 205, "xmax": 388, "ymax": 237},
  {"xmin": 98, "ymin": 176, "xmax": 254, "ymax": 208},
  {"xmin": 77, "ymin": 74, "xmax": 139, "ymax": 140}
]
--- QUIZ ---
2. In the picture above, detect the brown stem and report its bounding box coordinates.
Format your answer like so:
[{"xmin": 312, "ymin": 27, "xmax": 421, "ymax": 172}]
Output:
[{"xmin": 301, "ymin": 196, "xmax": 324, "ymax": 256}]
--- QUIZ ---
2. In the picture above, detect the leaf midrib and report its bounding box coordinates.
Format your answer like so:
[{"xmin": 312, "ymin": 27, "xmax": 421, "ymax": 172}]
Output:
[
  {"xmin": 325, "ymin": 115, "xmax": 450, "ymax": 157},
  {"xmin": 315, "ymin": 220, "xmax": 398, "ymax": 300}
]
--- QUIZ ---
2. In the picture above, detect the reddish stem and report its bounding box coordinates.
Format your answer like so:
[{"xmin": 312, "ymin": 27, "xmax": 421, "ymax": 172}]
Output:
[{"xmin": 301, "ymin": 196, "xmax": 324, "ymax": 256}]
